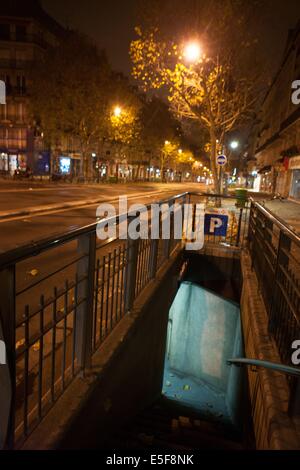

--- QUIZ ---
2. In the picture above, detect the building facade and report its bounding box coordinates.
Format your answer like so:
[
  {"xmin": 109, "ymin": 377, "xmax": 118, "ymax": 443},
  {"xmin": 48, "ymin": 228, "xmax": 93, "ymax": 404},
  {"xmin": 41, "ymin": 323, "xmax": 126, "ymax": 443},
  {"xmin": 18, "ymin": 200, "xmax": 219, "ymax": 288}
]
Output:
[
  {"xmin": 254, "ymin": 21, "xmax": 300, "ymax": 200},
  {"xmin": 0, "ymin": 0, "xmax": 65, "ymax": 177}
]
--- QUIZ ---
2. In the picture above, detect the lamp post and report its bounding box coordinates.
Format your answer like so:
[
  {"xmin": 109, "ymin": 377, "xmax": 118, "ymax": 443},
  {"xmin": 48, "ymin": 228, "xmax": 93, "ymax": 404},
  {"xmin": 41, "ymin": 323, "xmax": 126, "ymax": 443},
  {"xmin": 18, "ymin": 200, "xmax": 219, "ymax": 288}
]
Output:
[
  {"xmin": 223, "ymin": 140, "xmax": 240, "ymax": 194},
  {"xmin": 112, "ymin": 106, "xmax": 123, "ymax": 182}
]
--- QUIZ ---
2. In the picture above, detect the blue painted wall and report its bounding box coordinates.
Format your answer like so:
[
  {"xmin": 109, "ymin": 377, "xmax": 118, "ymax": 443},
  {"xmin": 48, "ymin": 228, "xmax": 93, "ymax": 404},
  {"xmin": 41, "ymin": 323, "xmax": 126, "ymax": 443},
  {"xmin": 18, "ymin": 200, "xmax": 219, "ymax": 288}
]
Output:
[{"xmin": 166, "ymin": 281, "xmax": 243, "ymax": 424}]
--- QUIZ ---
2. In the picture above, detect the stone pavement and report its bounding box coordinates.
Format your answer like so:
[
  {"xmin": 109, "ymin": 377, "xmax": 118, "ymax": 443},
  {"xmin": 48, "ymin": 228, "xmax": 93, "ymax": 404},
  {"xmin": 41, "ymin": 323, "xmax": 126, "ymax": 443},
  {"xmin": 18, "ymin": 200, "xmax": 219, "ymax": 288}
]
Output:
[{"xmin": 262, "ymin": 199, "xmax": 300, "ymax": 234}]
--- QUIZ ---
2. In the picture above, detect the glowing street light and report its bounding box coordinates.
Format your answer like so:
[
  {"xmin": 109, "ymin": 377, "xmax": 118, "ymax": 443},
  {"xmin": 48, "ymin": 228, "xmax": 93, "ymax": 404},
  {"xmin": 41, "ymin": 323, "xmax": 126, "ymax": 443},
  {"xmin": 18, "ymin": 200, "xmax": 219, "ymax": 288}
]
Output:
[
  {"xmin": 114, "ymin": 106, "xmax": 122, "ymax": 117},
  {"xmin": 230, "ymin": 140, "xmax": 239, "ymax": 150},
  {"xmin": 184, "ymin": 41, "xmax": 202, "ymax": 63},
  {"xmin": 165, "ymin": 140, "xmax": 170, "ymax": 145},
  {"xmin": 178, "ymin": 148, "xmax": 183, "ymax": 154}
]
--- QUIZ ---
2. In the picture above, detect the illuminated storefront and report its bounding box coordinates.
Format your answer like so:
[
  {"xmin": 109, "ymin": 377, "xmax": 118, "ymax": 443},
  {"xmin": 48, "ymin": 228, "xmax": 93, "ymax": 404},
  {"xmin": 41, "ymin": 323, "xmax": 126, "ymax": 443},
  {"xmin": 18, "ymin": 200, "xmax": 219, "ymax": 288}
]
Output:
[
  {"xmin": 0, "ymin": 152, "xmax": 27, "ymax": 175},
  {"xmin": 59, "ymin": 156, "xmax": 71, "ymax": 174}
]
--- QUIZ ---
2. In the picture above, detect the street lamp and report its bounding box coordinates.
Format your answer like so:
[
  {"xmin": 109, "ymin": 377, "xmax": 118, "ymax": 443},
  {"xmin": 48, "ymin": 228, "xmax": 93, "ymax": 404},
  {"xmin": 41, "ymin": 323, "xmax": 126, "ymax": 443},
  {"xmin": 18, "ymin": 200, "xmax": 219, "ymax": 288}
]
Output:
[
  {"xmin": 165, "ymin": 140, "xmax": 170, "ymax": 145},
  {"xmin": 184, "ymin": 41, "xmax": 202, "ymax": 63},
  {"xmin": 230, "ymin": 140, "xmax": 239, "ymax": 150},
  {"xmin": 178, "ymin": 148, "xmax": 183, "ymax": 154},
  {"xmin": 114, "ymin": 106, "xmax": 122, "ymax": 117}
]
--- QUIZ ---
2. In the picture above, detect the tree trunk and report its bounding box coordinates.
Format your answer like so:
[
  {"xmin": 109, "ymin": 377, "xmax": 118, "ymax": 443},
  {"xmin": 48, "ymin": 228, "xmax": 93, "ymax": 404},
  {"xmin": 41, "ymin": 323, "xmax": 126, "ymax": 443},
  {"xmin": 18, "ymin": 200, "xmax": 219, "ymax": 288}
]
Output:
[
  {"xmin": 210, "ymin": 130, "xmax": 221, "ymax": 206},
  {"xmin": 160, "ymin": 153, "xmax": 166, "ymax": 182},
  {"xmin": 83, "ymin": 152, "xmax": 92, "ymax": 182},
  {"xmin": 136, "ymin": 163, "xmax": 141, "ymax": 182},
  {"xmin": 160, "ymin": 162, "xmax": 164, "ymax": 182}
]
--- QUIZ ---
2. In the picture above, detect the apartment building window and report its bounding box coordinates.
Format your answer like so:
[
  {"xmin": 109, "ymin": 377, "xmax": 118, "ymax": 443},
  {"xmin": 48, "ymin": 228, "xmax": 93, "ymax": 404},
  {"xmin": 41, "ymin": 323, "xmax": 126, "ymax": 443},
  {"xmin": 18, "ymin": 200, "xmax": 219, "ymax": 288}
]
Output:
[
  {"xmin": 0, "ymin": 102, "xmax": 7, "ymax": 121},
  {"xmin": 7, "ymin": 102, "xmax": 16, "ymax": 121},
  {"xmin": 15, "ymin": 25, "xmax": 27, "ymax": 42},
  {"xmin": 17, "ymin": 103, "xmax": 25, "ymax": 121},
  {"xmin": 0, "ymin": 24, "xmax": 10, "ymax": 41},
  {"xmin": 0, "ymin": 128, "xmax": 7, "ymax": 153},
  {"xmin": 0, "ymin": 48, "xmax": 10, "ymax": 67},
  {"xmin": 5, "ymin": 75, "xmax": 11, "ymax": 95},
  {"xmin": 17, "ymin": 76, "xmax": 26, "ymax": 94}
]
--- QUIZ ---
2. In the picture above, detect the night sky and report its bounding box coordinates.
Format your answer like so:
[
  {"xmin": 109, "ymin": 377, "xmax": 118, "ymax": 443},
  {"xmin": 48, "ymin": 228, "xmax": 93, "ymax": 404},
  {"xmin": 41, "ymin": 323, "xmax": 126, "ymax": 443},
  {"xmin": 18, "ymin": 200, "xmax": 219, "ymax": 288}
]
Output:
[{"xmin": 42, "ymin": 0, "xmax": 300, "ymax": 77}]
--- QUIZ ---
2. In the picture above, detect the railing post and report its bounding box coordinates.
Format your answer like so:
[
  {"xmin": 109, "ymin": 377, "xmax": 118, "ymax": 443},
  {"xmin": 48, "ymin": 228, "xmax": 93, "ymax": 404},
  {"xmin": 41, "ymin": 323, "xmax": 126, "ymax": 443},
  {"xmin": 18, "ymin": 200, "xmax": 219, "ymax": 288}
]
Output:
[
  {"xmin": 0, "ymin": 266, "xmax": 15, "ymax": 449},
  {"xmin": 149, "ymin": 238, "xmax": 159, "ymax": 279},
  {"xmin": 236, "ymin": 208, "xmax": 243, "ymax": 247},
  {"xmin": 124, "ymin": 218, "xmax": 140, "ymax": 312},
  {"xmin": 76, "ymin": 231, "xmax": 96, "ymax": 371},
  {"xmin": 163, "ymin": 201, "xmax": 173, "ymax": 259}
]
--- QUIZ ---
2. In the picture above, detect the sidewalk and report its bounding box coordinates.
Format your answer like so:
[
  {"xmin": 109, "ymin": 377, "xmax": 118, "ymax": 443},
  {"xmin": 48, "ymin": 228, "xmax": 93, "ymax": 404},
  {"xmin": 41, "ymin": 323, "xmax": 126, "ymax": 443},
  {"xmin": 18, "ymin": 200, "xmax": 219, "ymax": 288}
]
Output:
[{"xmin": 262, "ymin": 199, "xmax": 300, "ymax": 234}]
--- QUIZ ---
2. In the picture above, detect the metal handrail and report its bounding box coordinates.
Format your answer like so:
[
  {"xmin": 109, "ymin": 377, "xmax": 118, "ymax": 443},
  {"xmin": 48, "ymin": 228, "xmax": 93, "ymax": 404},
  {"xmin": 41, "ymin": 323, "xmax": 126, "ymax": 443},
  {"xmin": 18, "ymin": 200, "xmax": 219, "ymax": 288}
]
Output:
[
  {"xmin": 0, "ymin": 191, "xmax": 191, "ymax": 268},
  {"xmin": 0, "ymin": 190, "xmax": 247, "ymax": 269},
  {"xmin": 227, "ymin": 358, "xmax": 300, "ymax": 378}
]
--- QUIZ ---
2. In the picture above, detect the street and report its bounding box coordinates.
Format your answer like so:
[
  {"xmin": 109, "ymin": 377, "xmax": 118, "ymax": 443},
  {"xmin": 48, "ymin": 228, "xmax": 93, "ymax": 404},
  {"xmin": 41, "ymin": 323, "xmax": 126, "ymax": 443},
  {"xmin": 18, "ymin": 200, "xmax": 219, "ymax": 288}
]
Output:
[
  {"xmin": 0, "ymin": 180, "xmax": 201, "ymax": 438},
  {"xmin": 0, "ymin": 181, "xmax": 203, "ymax": 253},
  {"xmin": 1, "ymin": 0, "xmax": 300, "ymax": 454}
]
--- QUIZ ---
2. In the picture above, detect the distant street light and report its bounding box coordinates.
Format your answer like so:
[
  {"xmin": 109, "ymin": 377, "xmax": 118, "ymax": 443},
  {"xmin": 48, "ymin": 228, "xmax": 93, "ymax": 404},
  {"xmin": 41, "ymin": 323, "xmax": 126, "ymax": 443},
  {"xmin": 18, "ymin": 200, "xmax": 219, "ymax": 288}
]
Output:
[
  {"xmin": 178, "ymin": 148, "xmax": 183, "ymax": 154},
  {"xmin": 165, "ymin": 140, "xmax": 170, "ymax": 145},
  {"xmin": 114, "ymin": 106, "xmax": 122, "ymax": 117},
  {"xmin": 230, "ymin": 140, "xmax": 239, "ymax": 150},
  {"xmin": 184, "ymin": 41, "xmax": 202, "ymax": 63}
]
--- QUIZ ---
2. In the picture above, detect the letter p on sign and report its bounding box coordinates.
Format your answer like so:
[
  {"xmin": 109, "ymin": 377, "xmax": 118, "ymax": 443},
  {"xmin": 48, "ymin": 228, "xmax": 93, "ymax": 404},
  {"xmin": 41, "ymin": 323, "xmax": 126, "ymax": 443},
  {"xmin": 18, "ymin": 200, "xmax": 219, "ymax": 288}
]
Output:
[
  {"xmin": 209, "ymin": 217, "xmax": 222, "ymax": 233},
  {"xmin": 204, "ymin": 213, "xmax": 228, "ymax": 237}
]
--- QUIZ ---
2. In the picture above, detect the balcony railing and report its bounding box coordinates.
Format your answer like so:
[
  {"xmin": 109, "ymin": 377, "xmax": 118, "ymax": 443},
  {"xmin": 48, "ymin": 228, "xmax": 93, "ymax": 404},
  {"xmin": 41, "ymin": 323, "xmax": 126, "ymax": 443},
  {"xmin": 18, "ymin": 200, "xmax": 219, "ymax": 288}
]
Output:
[
  {"xmin": 0, "ymin": 33, "xmax": 49, "ymax": 49},
  {"xmin": 0, "ymin": 59, "xmax": 32, "ymax": 70}
]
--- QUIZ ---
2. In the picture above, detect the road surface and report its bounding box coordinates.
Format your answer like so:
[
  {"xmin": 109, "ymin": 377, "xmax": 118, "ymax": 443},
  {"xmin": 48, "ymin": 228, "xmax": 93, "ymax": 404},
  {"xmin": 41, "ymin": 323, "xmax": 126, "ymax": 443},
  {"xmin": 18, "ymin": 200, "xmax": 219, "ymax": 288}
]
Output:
[{"xmin": 0, "ymin": 181, "xmax": 204, "ymax": 252}]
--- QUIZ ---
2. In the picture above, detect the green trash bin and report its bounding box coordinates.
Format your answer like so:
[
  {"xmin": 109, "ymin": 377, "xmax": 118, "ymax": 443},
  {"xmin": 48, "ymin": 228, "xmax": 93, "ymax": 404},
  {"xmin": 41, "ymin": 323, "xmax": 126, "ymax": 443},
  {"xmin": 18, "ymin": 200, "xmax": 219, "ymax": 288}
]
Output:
[
  {"xmin": 235, "ymin": 188, "xmax": 248, "ymax": 207},
  {"xmin": 108, "ymin": 176, "xmax": 117, "ymax": 184}
]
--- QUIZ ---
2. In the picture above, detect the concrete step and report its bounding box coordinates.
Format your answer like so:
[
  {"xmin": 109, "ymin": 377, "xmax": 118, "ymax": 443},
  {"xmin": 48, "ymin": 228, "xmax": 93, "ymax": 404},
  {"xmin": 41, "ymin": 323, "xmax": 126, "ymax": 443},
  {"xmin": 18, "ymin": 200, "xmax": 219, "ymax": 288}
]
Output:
[{"xmin": 108, "ymin": 400, "xmax": 243, "ymax": 450}]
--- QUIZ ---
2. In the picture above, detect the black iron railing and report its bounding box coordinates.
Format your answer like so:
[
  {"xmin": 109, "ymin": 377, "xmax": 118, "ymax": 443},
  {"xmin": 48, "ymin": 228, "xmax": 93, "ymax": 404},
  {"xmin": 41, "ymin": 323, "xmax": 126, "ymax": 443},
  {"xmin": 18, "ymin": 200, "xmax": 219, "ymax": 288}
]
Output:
[
  {"xmin": 248, "ymin": 201, "xmax": 300, "ymax": 364},
  {"xmin": 0, "ymin": 191, "xmax": 249, "ymax": 449},
  {"xmin": 0, "ymin": 192, "xmax": 190, "ymax": 449},
  {"xmin": 248, "ymin": 201, "xmax": 300, "ymax": 410}
]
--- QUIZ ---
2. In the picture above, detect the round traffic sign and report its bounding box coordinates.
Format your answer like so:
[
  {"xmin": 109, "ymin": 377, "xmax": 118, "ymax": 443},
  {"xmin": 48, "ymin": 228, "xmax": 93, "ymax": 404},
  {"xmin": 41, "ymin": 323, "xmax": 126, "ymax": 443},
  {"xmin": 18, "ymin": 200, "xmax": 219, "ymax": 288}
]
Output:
[{"xmin": 216, "ymin": 154, "xmax": 227, "ymax": 166}]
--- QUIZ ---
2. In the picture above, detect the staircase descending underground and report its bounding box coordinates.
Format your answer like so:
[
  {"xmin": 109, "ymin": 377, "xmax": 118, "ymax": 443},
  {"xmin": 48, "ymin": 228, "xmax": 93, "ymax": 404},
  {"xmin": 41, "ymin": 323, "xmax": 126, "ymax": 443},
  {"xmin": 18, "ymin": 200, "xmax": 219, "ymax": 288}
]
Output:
[{"xmin": 107, "ymin": 397, "xmax": 246, "ymax": 450}]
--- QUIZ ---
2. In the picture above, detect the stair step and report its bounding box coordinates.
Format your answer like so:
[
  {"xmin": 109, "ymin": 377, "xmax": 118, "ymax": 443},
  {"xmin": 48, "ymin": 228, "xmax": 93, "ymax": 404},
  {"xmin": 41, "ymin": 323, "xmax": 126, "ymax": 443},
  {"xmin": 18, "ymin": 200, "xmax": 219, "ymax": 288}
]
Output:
[
  {"xmin": 107, "ymin": 399, "xmax": 244, "ymax": 450},
  {"xmin": 134, "ymin": 414, "xmax": 229, "ymax": 440}
]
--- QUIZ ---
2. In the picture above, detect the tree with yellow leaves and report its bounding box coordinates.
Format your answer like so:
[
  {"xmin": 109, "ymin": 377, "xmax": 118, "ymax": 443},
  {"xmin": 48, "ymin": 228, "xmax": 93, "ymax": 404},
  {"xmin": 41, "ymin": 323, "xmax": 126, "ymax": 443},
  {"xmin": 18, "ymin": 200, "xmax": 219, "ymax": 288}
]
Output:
[{"xmin": 130, "ymin": 0, "xmax": 262, "ymax": 194}]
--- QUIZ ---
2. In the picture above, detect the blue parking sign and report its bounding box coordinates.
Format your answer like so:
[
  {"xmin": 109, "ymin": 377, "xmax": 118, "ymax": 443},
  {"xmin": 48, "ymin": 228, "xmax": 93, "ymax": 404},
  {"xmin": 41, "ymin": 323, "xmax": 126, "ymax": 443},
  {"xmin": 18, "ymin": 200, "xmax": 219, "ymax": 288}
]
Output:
[{"xmin": 204, "ymin": 213, "xmax": 228, "ymax": 236}]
